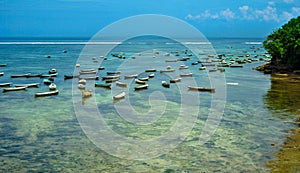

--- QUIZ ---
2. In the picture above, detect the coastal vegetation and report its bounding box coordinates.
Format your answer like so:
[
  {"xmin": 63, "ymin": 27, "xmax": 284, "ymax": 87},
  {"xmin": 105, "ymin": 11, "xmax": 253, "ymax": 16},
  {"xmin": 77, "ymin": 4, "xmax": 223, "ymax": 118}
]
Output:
[
  {"xmin": 262, "ymin": 16, "xmax": 300, "ymax": 172},
  {"xmin": 261, "ymin": 16, "xmax": 300, "ymax": 73}
]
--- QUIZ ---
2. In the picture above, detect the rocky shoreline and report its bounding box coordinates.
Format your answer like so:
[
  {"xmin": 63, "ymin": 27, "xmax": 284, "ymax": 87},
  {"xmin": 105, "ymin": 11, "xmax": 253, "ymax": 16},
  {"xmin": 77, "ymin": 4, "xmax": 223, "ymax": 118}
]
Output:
[{"xmin": 254, "ymin": 62, "xmax": 300, "ymax": 75}]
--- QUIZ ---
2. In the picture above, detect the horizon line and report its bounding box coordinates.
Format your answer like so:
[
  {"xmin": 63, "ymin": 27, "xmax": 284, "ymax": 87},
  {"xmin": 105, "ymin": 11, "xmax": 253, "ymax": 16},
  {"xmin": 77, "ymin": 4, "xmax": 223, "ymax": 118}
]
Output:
[{"xmin": 0, "ymin": 36, "xmax": 265, "ymax": 40}]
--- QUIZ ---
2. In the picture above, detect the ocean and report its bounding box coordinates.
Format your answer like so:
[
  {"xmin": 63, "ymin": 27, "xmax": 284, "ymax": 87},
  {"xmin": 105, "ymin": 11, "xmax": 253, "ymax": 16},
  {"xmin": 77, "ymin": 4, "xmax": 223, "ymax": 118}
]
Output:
[{"xmin": 0, "ymin": 37, "xmax": 299, "ymax": 172}]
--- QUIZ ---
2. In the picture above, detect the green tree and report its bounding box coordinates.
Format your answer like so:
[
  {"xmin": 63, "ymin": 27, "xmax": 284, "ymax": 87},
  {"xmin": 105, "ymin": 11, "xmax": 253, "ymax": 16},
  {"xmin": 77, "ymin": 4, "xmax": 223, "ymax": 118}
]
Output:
[{"xmin": 263, "ymin": 16, "xmax": 300, "ymax": 70}]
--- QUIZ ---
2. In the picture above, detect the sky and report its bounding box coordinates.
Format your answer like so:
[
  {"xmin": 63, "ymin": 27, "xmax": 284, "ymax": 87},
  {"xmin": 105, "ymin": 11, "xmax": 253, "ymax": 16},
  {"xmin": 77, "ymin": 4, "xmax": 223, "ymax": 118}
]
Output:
[{"xmin": 0, "ymin": 0, "xmax": 299, "ymax": 38}]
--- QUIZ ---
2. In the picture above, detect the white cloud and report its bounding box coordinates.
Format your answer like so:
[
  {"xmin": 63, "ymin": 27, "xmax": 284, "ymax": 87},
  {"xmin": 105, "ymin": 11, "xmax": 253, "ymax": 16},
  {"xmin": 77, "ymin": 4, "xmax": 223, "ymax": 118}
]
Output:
[
  {"xmin": 280, "ymin": 11, "xmax": 293, "ymax": 21},
  {"xmin": 186, "ymin": 3, "xmax": 299, "ymax": 23},
  {"xmin": 220, "ymin": 8, "xmax": 235, "ymax": 20},
  {"xmin": 202, "ymin": 10, "xmax": 211, "ymax": 18},
  {"xmin": 283, "ymin": 0, "xmax": 294, "ymax": 4},
  {"xmin": 292, "ymin": 7, "xmax": 300, "ymax": 14},
  {"xmin": 268, "ymin": 1, "xmax": 275, "ymax": 6},
  {"xmin": 239, "ymin": 5, "xmax": 254, "ymax": 20},
  {"xmin": 185, "ymin": 10, "xmax": 220, "ymax": 20},
  {"xmin": 185, "ymin": 14, "xmax": 192, "ymax": 19},
  {"xmin": 185, "ymin": 14, "xmax": 196, "ymax": 20},
  {"xmin": 185, "ymin": 9, "xmax": 235, "ymax": 21},
  {"xmin": 202, "ymin": 10, "xmax": 214, "ymax": 19},
  {"xmin": 199, "ymin": 10, "xmax": 220, "ymax": 19},
  {"xmin": 211, "ymin": 14, "xmax": 220, "ymax": 19},
  {"xmin": 254, "ymin": 5, "xmax": 279, "ymax": 22},
  {"xmin": 239, "ymin": 5, "xmax": 249, "ymax": 12}
]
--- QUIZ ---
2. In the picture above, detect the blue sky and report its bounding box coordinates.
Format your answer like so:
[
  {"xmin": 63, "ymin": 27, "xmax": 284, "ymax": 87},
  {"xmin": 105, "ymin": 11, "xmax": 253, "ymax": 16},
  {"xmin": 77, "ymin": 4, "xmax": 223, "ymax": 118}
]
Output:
[{"xmin": 0, "ymin": 0, "xmax": 299, "ymax": 38}]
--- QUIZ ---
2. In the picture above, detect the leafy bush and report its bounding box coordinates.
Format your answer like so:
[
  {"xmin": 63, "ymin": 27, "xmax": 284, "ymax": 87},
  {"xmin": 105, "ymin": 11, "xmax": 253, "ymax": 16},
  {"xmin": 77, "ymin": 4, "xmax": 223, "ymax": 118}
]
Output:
[{"xmin": 263, "ymin": 16, "xmax": 300, "ymax": 70}]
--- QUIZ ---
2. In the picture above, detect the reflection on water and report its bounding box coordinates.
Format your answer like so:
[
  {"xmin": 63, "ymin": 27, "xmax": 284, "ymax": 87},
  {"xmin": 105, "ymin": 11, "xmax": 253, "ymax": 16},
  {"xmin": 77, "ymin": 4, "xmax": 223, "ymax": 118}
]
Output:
[
  {"xmin": 265, "ymin": 75, "xmax": 300, "ymax": 172},
  {"xmin": 264, "ymin": 75, "xmax": 300, "ymax": 114}
]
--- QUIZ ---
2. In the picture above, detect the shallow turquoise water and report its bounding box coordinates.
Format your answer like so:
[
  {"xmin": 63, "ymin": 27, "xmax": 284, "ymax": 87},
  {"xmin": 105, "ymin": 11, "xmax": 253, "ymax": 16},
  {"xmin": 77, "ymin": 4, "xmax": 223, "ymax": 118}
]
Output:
[{"xmin": 0, "ymin": 37, "xmax": 298, "ymax": 172}]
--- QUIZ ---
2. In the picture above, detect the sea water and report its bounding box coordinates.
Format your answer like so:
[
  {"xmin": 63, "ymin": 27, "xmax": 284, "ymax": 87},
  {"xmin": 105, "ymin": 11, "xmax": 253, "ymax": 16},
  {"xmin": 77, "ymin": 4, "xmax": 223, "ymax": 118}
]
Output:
[{"xmin": 0, "ymin": 37, "xmax": 299, "ymax": 172}]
